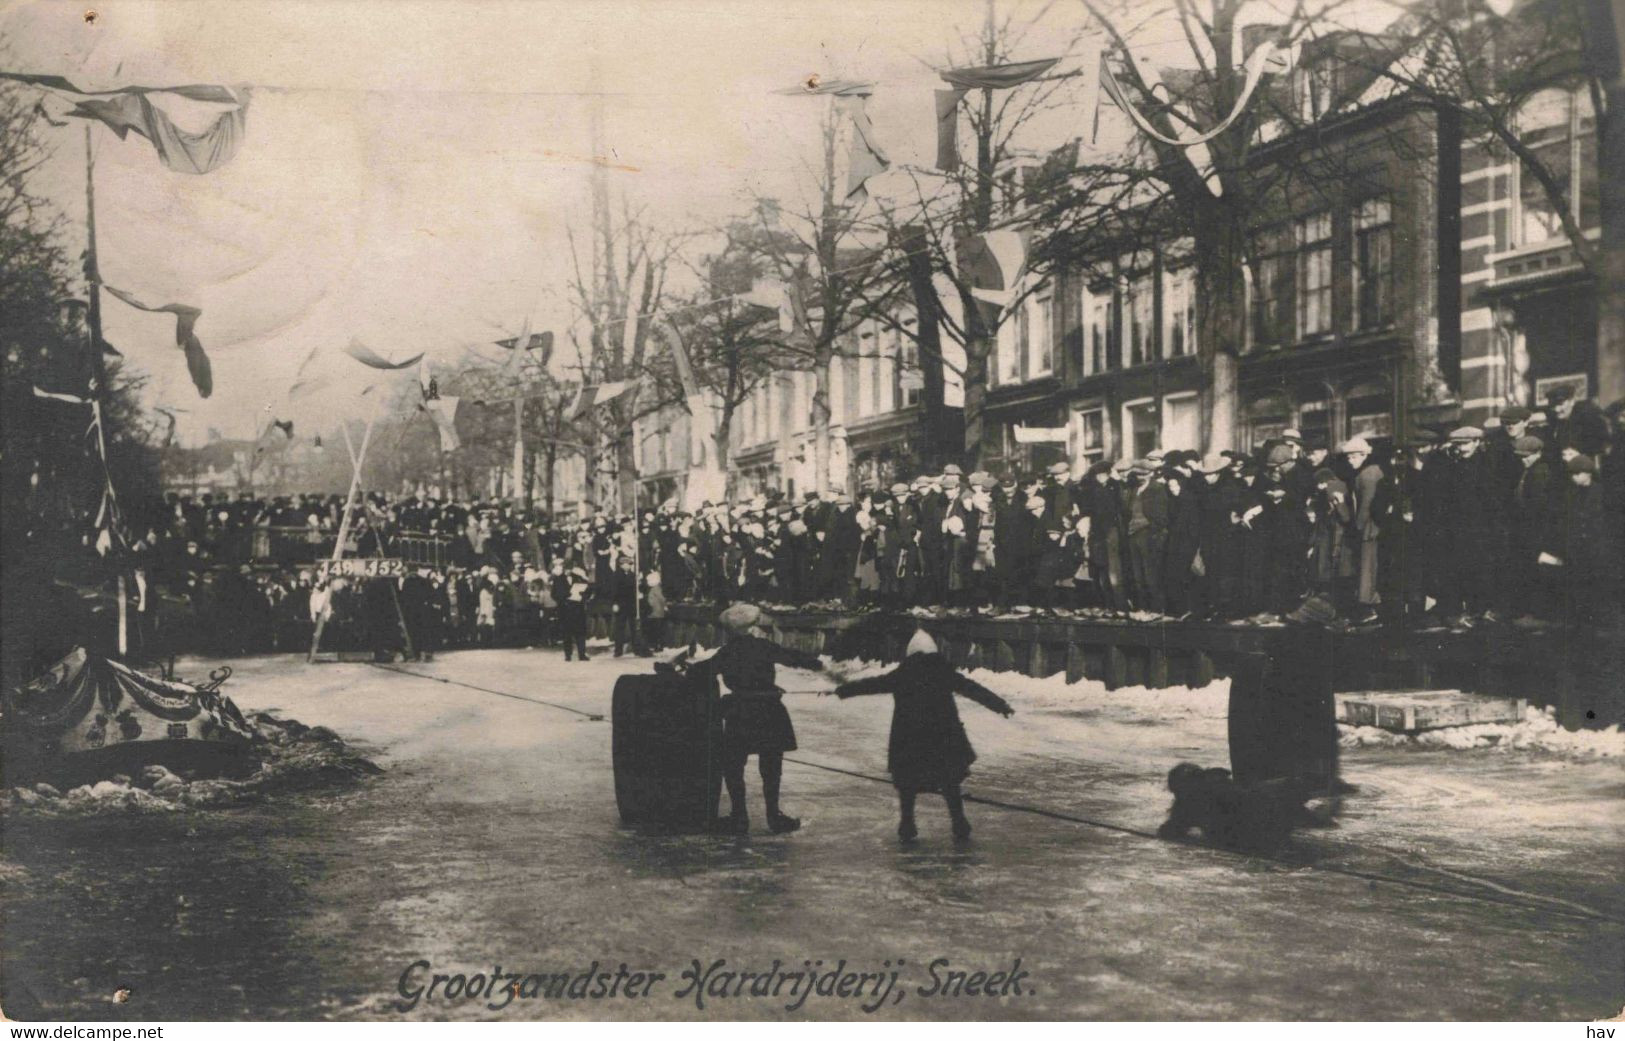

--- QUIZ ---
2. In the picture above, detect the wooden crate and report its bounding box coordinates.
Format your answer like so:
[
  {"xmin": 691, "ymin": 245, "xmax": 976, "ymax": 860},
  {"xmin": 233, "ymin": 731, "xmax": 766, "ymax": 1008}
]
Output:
[{"xmin": 1335, "ymin": 689, "xmax": 1527, "ymax": 732}]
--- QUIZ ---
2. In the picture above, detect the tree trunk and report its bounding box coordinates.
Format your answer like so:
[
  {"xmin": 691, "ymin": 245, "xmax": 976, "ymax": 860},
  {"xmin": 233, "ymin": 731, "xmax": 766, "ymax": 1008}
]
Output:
[
  {"xmin": 812, "ymin": 358, "xmax": 832, "ymax": 495},
  {"xmin": 543, "ymin": 445, "xmax": 557, "ymax": 519},
  {"xmin": 1598, "ymin": 81, "xmax": 1625, "ymax": 406},
  {"xmin": 1193, "ymin": 209, "xmax": 1248, "ymax": 452},
  {"xmin": 900, "ymin": 225, "xmax": 947, "ymax": 469},
  {"xmin": 962, "ymin": 340, "xmax": 991, "ymax": 469},
  {"xmin": 716, "ymin": 407, "xmax": 736, "ymax": 504}
]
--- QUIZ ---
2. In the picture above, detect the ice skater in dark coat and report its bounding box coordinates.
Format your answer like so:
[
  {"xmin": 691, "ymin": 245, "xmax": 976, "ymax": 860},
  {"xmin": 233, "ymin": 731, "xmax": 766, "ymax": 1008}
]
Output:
[
  {"xmin": 689, "ymin": 602, "xmax": 826, "ymax": 834},
  {"xmin": 832, "ymin": 630, "xmax": 1014, "ymax": 841}
]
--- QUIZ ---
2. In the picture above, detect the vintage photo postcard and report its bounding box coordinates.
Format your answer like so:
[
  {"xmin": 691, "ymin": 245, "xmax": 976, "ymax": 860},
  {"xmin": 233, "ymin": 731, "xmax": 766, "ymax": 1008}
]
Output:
[{"xmin": 1, "ymin": 0, "xmax": 1621, "ymax": 1025}]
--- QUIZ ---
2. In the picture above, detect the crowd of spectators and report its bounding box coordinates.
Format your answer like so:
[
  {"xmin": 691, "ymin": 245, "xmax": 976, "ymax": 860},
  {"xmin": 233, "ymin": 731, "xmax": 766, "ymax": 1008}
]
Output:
[{"xmin": 116, "ymin": 387, "xmax": 1623, "ymax": 661}]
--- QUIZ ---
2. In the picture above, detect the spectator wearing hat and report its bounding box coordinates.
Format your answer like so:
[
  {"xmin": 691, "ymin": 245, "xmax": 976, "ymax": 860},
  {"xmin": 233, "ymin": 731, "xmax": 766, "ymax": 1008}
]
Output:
[
  {"xmin": 1079, "ymin": 459, "xmax": 1129, "ymax": 612},
  {"xmin": 1121, "ymin": 460, "xmax": 1162, "ymax": 613},
  {"xmin": 1547, "ymin": 386, "xmax": 1610, "ymax": 462},
  {"xmin": 1195, "ymin": 452, "xmax": 1244, "ymax": 618},
  {"xmin": 917, "ymin": 472, "xmax": 952, "ymax": 605},
  {"xmin": 816, "ymin": 491, "xmax": 863, "ymax": 603},
  {"xmin": 1162, "ymin": 452, "xmax": 1206, "ymax": 618},
  {"xmin": 1307, "ymin": 468, "xmax": 1354, "ymax": 612},
  {"xmin": 1542, "ymin": 454, "xmax": 1621, "ymax": 629},
  {"xmin": 991, "ymin": 472, "xmax": 1030, "ymax": 609},
  {"xmin": 1434, "ymin": 426, "xmax": 1503, "ymax": 625},
  {"xmin": 1339, "ymin": 437, "xmax": 1383, "ymax": 620},
  {"xmin": 1040, "ymin": 461, "xmax": 1075, "ymax": 532},
  {"xmin": 1027, "ymin": 492, "xmax": 1069, "ymax": 610},
  {"xmin": 1508, "ymin": 434, "xmax": 1556, "ymax": 619}
]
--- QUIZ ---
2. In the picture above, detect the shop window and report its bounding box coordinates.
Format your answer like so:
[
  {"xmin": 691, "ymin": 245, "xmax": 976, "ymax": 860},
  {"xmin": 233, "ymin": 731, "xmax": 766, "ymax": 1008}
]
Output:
[
  {"xmin": 1247, "ymin": 394, "xmax": 1291, "ymax": 451},
  {"xmin": 1070, "ymin": 406, "xmax": 1106, "ymax": 468},
  {"xmin": 1123, "ymin": 398, "xmax": 1159, "ymax": 460},
  {"xmin": 1162, "ymin": 394, "xmax": 1200, "ymax": 452},
  {"xmin": 1298, "ymin": 398, "xmax": 1333, "ymax": 450}
]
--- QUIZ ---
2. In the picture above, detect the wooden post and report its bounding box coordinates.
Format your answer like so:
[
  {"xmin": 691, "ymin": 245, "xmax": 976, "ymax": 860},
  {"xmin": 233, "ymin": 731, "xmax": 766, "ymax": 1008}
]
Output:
[{"xmin": 307, "ymin": 415, "xmax": 376, "ymax": 662}]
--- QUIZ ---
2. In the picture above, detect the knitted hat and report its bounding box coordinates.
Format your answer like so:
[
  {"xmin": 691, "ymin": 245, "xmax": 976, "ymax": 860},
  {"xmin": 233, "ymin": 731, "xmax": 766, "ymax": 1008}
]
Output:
[
  {"xmin": 719, "ymin": 603, "xmax": 763, "ymax": 632},
  {"xmin": 905, "ymin": 629, "xmax": 939, "ymax": 656}
]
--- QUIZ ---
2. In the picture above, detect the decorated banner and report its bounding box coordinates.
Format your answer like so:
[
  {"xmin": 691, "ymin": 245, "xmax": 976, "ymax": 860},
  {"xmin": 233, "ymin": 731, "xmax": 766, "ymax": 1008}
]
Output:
[
  {"xmin": 343, "ymin": 338, "xmax": 424, "ymax": 371},
  {"xmin": 102, "ymin": 286, "xmax": 212, "ymax": 398},
  {"xmin": 3, "ymin": 72, "xmax": 249, "ymax": 175}
]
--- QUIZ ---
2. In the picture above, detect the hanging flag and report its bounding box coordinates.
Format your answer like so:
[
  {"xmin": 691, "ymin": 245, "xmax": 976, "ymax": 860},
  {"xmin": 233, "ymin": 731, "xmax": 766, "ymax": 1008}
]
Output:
[
  {"xmin": 773, "ymin": 77, "xmax": 875, "ymax": 96},
  {"xmin": 569, "ymin": 380, "xmax": 636, "ymax": 420},
  {"xmin": 32, "ymin": 385, "xmax": 90, "ymax": 405},
  {"xmin": 102, "ymin": 286, "xmax": 212, "ymax": 397},
  {"xmin": 835, "ymin": 94, "xmax": 889, "ymax": 201},
  {"xmin": 426, "ymin": 397, "xmax": 461, "ymax": 452},
  {"xmin": 958, "ymin": 229, "xmax": 1030, "ymax": 309},
  {"xmin": 3, "ymin": 73, "xmax": 249, "ymax": 174},
  {"xmin": 343, "ymin": 338, "xmax": 424, "ymax": 371},
  {"xmin": 739, "ymin": 278, "xmax": 798, "ymax": 335},
  {"xmin": 495, "ymin": 330, "xmax": 553, "ymax": 360},
  {"xmin": 939, "ymin": 58, "xmax": 1060, "ymax": 91}
]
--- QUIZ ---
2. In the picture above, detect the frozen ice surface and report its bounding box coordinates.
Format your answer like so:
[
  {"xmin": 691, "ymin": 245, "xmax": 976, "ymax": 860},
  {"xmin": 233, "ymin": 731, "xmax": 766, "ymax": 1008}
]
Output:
[{"xmin": 2, "ymin": 646, "xmax": 1620, "ymax": 1021}]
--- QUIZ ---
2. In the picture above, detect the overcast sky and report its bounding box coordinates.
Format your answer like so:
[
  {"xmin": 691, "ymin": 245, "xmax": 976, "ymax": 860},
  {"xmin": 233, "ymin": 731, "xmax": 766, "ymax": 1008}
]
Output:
[{"xmin": 2, "ymin": 0, "xmax": 1395, "ymax": 445}]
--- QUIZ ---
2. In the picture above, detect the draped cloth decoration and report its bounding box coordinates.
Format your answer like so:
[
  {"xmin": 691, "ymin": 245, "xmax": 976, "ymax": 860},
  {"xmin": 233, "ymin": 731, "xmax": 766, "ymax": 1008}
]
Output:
[
  {"xmin": 836, "ymin": 94, "xmax": 889, "ymax": 201},
  {"xmin": 939, "ymin": 58, "xmax": 1060, "ymax": 91},
  {"xmin": 1099, "ymin": 39, "xmax": 1280, "ymax": 148},
  {"xmin": 934, "ymin": 58, "xmax": 1060, "ymax": 171},
  {"xmin": 342, "ymin": 338, "xmax": 424, "ymax": 371},
  {"xmin": 957, "ymin": 229, "xmax": 1030, "ymax": 310},
  {"xmin": 568, "ymin": 380, "xmax": 636, "ymax": 420},
  {"xmin": 1, "ymin": 72, "xmax": 249, "ymax": 175},
  {"xmin": 773, "ymin": 78, "xmax": 875, "ymax": 97},
  {"xmin": 102, "ymin": 286, "xmax": 212, "ymax": 398},
  {"xmin": 426, "ymin": 397, "xmax": 461, "ymax": 453}
]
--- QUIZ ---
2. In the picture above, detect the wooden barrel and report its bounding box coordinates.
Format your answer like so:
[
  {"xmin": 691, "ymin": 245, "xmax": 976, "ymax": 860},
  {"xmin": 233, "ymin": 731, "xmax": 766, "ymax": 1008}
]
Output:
[{"xmin": 611, "ymin": 671, "xmax": 721, "ymax": 831}]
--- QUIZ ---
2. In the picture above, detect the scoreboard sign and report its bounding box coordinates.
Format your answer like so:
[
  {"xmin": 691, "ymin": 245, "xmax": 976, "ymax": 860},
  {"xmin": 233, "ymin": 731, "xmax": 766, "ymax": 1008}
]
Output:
[{"xmin": 317, "ymin": 558, "xmax": 407, "ymax": 579}]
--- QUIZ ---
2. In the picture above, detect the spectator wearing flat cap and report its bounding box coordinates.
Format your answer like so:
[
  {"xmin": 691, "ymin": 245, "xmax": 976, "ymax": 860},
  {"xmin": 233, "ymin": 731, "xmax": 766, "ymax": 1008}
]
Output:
[
  {"xmin": 1543, "ymin": 453, "xmax": 1621, "ymax": 629},
  {"xmin": 1340, "ymin": 437, "xmax": 1383, "ymax": 618},
  {"xmin": 1078, "ymin": 459, "xmax": 1129, "ymax": 612},
  {"xmin": 1434, "ymin": 426, "xmax": 1503, "ymax": 625},
  {"xmin": 1508, "ymin": 434, "xmax": 1557, "ymax": 619},
  {"xmin": 1546, "ymin": 385, "xmax": 1610, "ymax": 462}
]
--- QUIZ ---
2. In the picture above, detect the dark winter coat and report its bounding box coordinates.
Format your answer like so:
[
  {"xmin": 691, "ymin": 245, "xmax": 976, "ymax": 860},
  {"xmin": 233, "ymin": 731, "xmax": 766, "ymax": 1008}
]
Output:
[
  {"xmin": 691, "ymin": 632, "xmax": 823, "ymax": 755},
  {"xmin": 834, "ymin": 652, "xmax": 1013, "ymax": 792}
]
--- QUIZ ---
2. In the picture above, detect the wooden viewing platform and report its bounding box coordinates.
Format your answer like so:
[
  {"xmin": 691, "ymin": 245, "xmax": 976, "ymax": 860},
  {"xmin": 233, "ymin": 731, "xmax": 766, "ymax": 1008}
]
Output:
[{"xmin": 617, "ymin": 605, "xmax": 1607, "ymax": 719}]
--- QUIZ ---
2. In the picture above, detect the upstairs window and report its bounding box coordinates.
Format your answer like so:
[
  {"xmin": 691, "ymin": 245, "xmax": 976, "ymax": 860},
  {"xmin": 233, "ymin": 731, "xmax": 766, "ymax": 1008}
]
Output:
[
  {"xmin": 1126, "ymin": 274, "xmax": 1155, "ymax": 366},
  {"xmin": 1515, "ymin": 87, "xmax": 1599, "ymax": 246},
  {"xmin": 1163, "ymin": 269, "xmax": 1195, "ymax": 357},
  {"xmin": 1295, "ymin": 212, "xmax": 1333, "ymax": 339},
  {"xmin": 1249, "ymin": 228, "xmax": 1295, "ymax": 349},
  {"xmin": 1352, "ymin": 197, "xmax": 1393, "ymax": 331}
]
